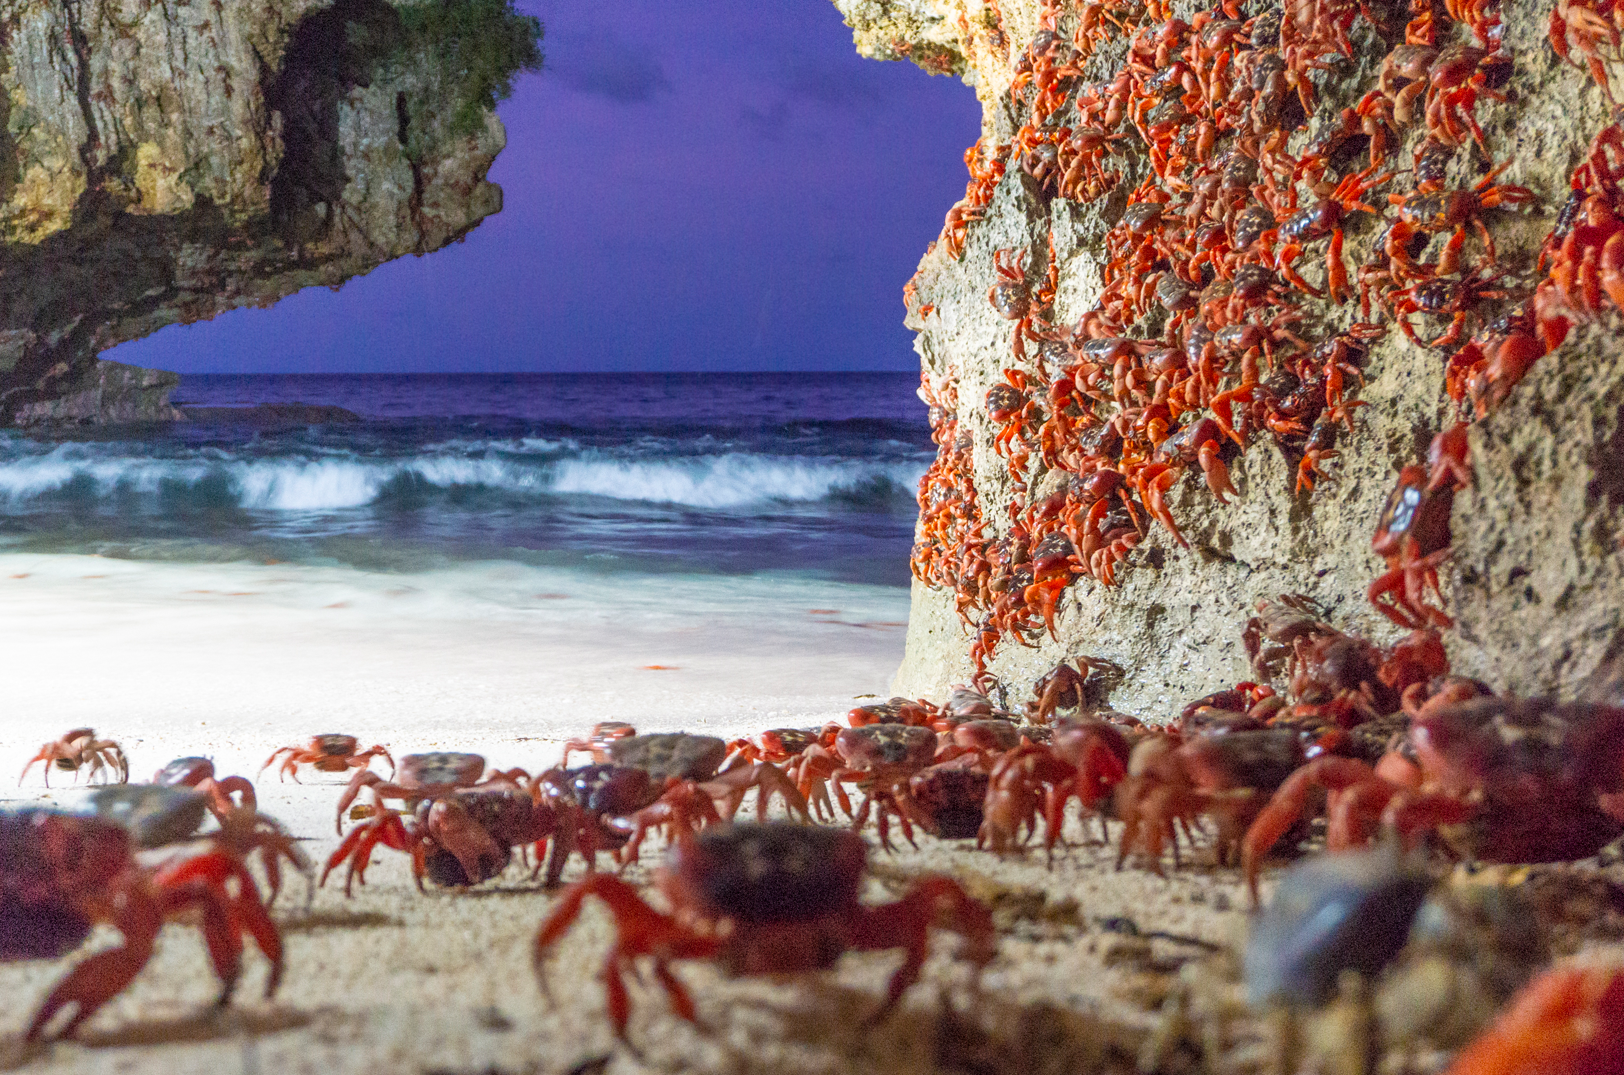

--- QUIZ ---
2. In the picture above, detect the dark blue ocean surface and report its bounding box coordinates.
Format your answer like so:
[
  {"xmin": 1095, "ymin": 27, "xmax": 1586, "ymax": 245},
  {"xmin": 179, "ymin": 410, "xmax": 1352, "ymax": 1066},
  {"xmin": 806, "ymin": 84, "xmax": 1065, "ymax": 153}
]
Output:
[{"xmin": 0, "ymin": 373, "xmax": 931, "ymax": 585}]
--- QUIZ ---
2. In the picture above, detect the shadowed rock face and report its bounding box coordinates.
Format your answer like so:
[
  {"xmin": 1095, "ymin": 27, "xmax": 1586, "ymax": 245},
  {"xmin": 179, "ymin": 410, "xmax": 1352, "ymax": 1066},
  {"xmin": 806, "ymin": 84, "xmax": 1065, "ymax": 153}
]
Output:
[
  {"xmin": 0, "ymin": 0, "xmax": 540, "ymax": 422},
  {"xmin": 833, "ymin": 0, "xmax": 1624, "ymax": 713}
]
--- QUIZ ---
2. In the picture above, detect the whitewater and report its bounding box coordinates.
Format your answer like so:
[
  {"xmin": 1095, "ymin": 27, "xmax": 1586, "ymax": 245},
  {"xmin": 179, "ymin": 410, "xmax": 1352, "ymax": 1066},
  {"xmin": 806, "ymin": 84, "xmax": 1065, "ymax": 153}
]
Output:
[
  {"xmin": 0, "ymin": 372, "xmax": 930, "ymax": 584},
  {"xmin": 0, "ymin": 372, "xmax": 928, "ymax": 782}
]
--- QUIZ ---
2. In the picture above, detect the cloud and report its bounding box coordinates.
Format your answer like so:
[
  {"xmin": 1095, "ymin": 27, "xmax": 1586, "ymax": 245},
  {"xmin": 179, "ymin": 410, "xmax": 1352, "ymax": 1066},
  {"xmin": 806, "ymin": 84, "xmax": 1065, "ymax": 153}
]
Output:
[
  {"xmin": 739, "ymin": 100, "xmax": 791, "ymax": 140},
  {"xmin": 737, "ymin": 57, "xmax": 887, "ymax": 138},
  {"xmin": 553, "ymin": 32, "xmax": 673, "ymax": 104},
  {"xmin": 780, "ymin": 61, "xmax": 884, "ymax": 113}
]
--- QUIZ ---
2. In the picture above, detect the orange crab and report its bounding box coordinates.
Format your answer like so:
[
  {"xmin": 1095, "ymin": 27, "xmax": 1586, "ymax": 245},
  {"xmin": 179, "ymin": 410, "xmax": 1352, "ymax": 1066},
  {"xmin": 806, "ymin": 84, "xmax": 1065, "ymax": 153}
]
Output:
[
  {"xmin": 1444, "ymin": 961, "xmax": 1624, "ymax": 1075},
  {"xmin": 261, "ymin": 734, "xmax": 394, "ymax": 783},
  {"xmin": 532, "ymin": 822, "xmax": 995, "ymax": 1043},
  {"xmin": 19, "ymin": 728, "xmax": 128, "ymax": 787},
  {"xmin": 323, "ymin": 786, "xmax": 562, "ymax": 893}
]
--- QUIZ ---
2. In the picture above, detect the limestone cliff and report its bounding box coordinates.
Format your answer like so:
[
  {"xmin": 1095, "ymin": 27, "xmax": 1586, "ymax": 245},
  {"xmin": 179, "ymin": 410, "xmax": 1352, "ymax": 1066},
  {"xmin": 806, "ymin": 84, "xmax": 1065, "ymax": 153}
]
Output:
[
  {"xmin": 0, "ymin": 0, "xmax": 540, "ymax": 421},
  {"xmin": 834, "ymin": 0, "xmax": 1624, "ymax": 715}
]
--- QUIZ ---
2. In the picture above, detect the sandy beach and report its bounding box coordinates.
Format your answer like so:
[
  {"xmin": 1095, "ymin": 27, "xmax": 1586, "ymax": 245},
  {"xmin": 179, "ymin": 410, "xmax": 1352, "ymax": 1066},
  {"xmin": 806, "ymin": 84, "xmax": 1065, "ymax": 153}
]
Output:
[{"xmin": 2, "ymin": 553, "xmax": 1623, "ymax": 1075}]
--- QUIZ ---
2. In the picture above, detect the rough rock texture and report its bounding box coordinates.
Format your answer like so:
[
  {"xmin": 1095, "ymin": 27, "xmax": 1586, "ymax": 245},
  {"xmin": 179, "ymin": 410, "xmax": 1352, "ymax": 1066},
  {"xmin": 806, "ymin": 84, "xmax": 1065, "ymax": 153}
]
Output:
[
  {"xmin": 10, "ymin": 357, "xmax": 182, "ymax": 424},
  {"xmin": 0, "ymin": 0, "xmax": 530, "ymax": 422},
  {"xmin": 833, "ymin": 0, "xmax": 1624, "ymax": 717}
]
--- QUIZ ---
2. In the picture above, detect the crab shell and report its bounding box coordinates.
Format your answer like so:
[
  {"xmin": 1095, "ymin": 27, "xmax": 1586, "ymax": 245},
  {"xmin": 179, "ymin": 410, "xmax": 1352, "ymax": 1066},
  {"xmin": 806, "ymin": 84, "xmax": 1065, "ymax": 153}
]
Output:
[
  {"xmin": 908, "ymin": 764, "xmax": 990, "ymax": 839},
  {"xmin": 836, "ymin": 724, "xmax": 937, "ymax": 771},
  {"xmin": 77, "ymin": 785, "xmax": 210, "ymax": 849},
  {"xmin": 0, "ymin": 809, "xmax": 132, "ymax": 960},
  {"xmin": 154, "ymin": 756, "xmax": 217, "ymax": 786},
  {"xmin": 661, "ymin": 822, "xmax": 867, "ymax": 975},
  {"xmin": 312, "ymin": 734, "xmax": 361, "ymax": 757},
  {"xmin": 398, "ymin": 752, "xmax": 486, "ymax": 788},
  {"xmin": 1411, "ymin": 698, "xmax": 1624, "ymax": 861},
  {"xmin": 553, "ymin": 764, "xmax": 657, "ymax": 817},
  {"xmin": 608, "ymin": 734, "xmax": 727, "ymax": 782},
  {"xmin": 756, "ymin": 728, "xmax": 818, "ymax": 758}
]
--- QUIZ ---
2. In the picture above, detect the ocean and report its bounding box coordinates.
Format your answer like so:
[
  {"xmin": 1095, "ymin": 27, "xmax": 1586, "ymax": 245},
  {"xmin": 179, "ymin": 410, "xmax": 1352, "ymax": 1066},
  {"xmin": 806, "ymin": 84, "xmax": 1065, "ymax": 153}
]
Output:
[
  {"xmin": 0, "ymin": 373, "xmax": 930, "ymax": 756},
  {"xmin": 0, "ymin": 372, "xmax": 930, "ymax": 586}
]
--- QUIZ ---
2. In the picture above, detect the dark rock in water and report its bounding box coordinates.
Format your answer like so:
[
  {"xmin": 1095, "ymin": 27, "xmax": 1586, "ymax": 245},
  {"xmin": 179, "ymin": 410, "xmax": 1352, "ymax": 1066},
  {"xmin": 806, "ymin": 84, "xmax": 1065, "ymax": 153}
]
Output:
[
  {"xmin": 181, "ymin": 403, "xmax": 364, "ymax": 427},
  {"xmin": 11, "ymin": 360, "xmax": 184, "ymax": 426}
]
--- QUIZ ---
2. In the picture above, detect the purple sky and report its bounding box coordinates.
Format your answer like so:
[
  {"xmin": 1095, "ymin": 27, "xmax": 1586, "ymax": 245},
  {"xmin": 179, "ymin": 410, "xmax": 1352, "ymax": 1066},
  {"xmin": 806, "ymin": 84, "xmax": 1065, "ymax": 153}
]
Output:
[{"xmin": 110, "ymin": 0, "xmax": 981, "ymax": 374}]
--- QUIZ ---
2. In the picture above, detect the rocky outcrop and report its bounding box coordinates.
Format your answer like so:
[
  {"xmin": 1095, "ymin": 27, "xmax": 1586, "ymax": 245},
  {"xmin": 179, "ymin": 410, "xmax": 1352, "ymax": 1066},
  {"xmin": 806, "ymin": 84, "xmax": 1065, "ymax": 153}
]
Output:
[
  {"xmin": 835, "ymin": 0, "xmax": 1624, "ymax": 715},
  {"xmin": 0, "ymin": 0, "xmax": 540, "ymax": 422},
  {"xmin": 11, "ymin": 358, "xmax": 182, "ymax": 424}
]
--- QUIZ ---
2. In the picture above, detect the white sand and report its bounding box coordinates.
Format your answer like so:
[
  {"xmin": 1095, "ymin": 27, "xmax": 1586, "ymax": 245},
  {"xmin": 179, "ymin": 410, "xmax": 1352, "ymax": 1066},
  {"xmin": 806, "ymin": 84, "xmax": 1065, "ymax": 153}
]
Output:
[{"xmin": 0, "ymin": 553, "xmax": 1619, "ymax": 1075}]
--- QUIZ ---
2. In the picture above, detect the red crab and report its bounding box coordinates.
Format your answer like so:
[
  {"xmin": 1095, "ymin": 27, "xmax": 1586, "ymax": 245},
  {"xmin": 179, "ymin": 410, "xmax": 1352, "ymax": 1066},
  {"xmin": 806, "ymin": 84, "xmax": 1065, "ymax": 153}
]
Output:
[
  {"xmin": 559, "ymin": 721, "xmax": 638, "ymax": 766},
  {"xmin": 333, "ymin": 751, "xmax": 515, "ymax": 833},
  {"xmin": 4, "ymin": 807, "xmax": 282, "ymax": 1041},
  {"xmin": 1241, "ymin": 697, "xmax": 1624, "ymax": 903},
  {"xmin": 84, "ymin": 783, "xmax": 310, "ymax": 906},
  {"xmin": 789, "ymin": 724, "xmax": 938, "ymax": 848},
  {"xmin": 20, "ymin": 728, "xmax": 128, "ymax": 787},
  {"xmin": 597, "ymin": 735, "xmax": 812, "ymax": 865},
  {"xmin": 978, "ymin": 718, "xmax": 1135, "ymax": 854},
  {"xmin": 323, "ymin": 787, "xmax": 563, "ymax": 893},
  {"xmin": 1027, "ymin": 657, "xmax": 1121, "ymax": 723},
  {"xmin": 153, "ymin": 756, "xmax": 257, "ymax": 818},
  {"xmin": 1443, "ymin": 961, "xmax": 1624, "ymax": 1075},
  {"xmin": 1275, "ymin": 164, "xmax": 1393, "ymax": 301},
  {"xmin": 261, "ymin": 734, "xmax": 394, "ymax": 783},
  {"xmin": 1367, "ymin": 436, "xmax": 1461, "ymax": 629},
  {"xmin": 532, "ymin": 822, "xmax": 995, "ymax": 1042},
  {"xmin": 904, "ymin": 761, "xmax": 993, "ymax": 839},
  {"xmin": 723, "ymin": 727, "xmax": 822, "ymax": 766},
  {"xmin": 1115, "ymin": 728, "xmax": 1306, "ymax": 874},
  {"xmin": 604, "ymin": 732, "xmax": 809, "ymax": 829}
]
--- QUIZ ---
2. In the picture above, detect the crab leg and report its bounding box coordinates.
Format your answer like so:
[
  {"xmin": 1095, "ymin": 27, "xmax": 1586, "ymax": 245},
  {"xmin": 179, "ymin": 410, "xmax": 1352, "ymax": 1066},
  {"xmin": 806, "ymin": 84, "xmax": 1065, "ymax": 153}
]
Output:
[
  {"xmin": 852, "ymin": 876, "xmax": 995, "ymax": 1026},
  {"xmin": 26, "ymin": 879, "xmax": 162, "ymax": 1040}
]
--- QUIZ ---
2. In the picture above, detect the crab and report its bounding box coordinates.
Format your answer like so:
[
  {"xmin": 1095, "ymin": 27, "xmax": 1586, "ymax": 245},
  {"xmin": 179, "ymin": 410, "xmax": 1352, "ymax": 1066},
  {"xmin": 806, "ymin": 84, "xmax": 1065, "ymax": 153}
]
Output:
[
  {"xmin": 1386, "ymin": 269, "xmax": 1510, "ymax": 348},
  {"xmin": 789, "ymin": 724, "xmax": 938, "ymax": 849},
  {"xmin": 81, "ymin": 783, "xmax": 311, "ymax": 906},
  {"xmin": 1275, "ymin": 164, "xmax": 1393, "ymax": 301},
  {"xmin": 1241, "ymin": 696, "xmax": 1624, "ymax": 904},
  {"xmin": 20, "ymin": 728, "xmax": 128, "ymax": 787},
  {"xmin": 261, "ymin": 734, "xmax": 394, "ymax": 783},
  {"xmin": 594, "ymin": 734, "xmax": 811, "ymax": 864},
  {"xmin": 535, "ymin": 763, "xmax": 661, "ymax": 874},
  {"xmin": 1385, "ymin": 167, "xmax": 1534, "ymax": 275},
  {"xmin": 904, "ymin": 761, "xmax": 992, "ymax": 839},
  {"xmin": 606, "ymin": 732, "xmax": 809, "ymax": 828},
  {"xmin": 323, "ymin": 786, "xmax": 562, "ymax": 894},
  {"xmin": 1115, "ymin": 728, "xmax": 1306, "ymax": 874},
  {"xmin": 3, "ymin": 806, "xmax": 283, "ymax": 1041},
  {"xmin": 153, "ymin": 756, "xmax": 257, "ymax": 818},
  {"xmin": 333, "ymin": 751, "xmax": 513, "ymax": 834},
  {"xmin": 1027, "ymin": 658, "xmax": 1117, "ymax": 723},
  {"xmin": 1244, "ymin": 843, "xmax": 1549, "ymax": 1069},
  {"xmin": 723, "ymin": 727, "xmax": 822, "ymax": 766},
  {"xmin": 532, "ymin": 822, "xmax": 996, "ymax": 1043},
  {"xmin": 559, "ymin": 721, "xmax": 638, "ymax": 766},
  {"xmin": 1446, "ymin": 960, "xmax": 1624, "ymax": 1074},
  {"xmin": 971, "ymin": 717, "xmax": 1136, "ymax": 853},
  {"xmin": 1368, "ymin": 436, "xmax": 1460, "ymax": 629}
]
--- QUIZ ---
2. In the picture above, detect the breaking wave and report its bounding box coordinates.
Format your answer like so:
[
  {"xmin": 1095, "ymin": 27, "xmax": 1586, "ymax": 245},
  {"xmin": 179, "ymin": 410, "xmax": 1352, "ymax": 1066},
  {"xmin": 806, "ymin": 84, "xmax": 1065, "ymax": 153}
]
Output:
[{"xmin": 0, "ymin": 441, "xmax": 926, "ymax": 514}]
